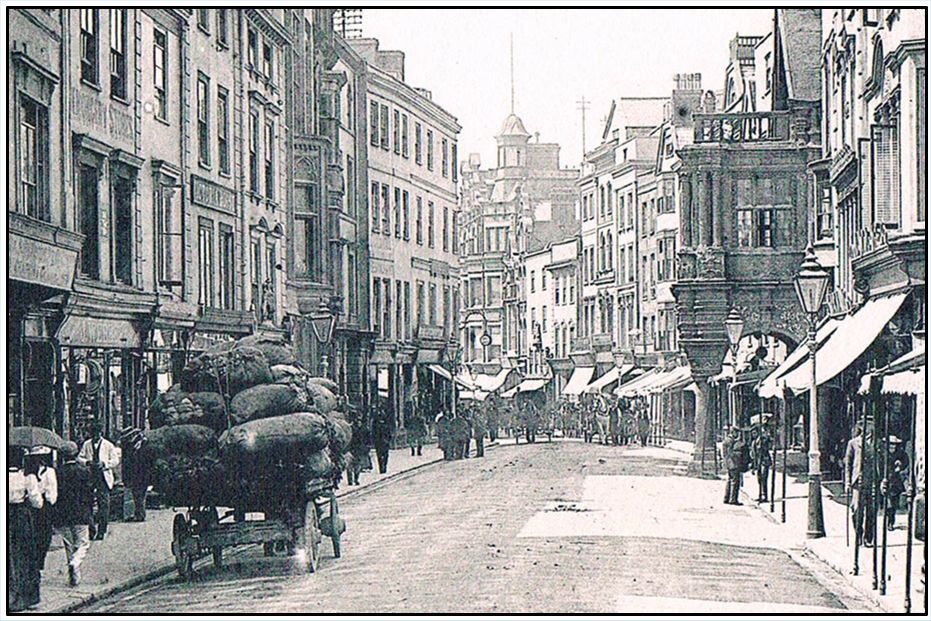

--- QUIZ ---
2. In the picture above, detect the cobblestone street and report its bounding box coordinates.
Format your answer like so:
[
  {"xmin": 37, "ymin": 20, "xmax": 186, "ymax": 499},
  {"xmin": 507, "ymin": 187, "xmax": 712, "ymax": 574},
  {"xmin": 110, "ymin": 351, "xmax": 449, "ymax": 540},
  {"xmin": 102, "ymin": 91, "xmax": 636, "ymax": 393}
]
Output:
[{"xmin": 85, "ymin": 442, "xmax": 875, "ymax": 613}]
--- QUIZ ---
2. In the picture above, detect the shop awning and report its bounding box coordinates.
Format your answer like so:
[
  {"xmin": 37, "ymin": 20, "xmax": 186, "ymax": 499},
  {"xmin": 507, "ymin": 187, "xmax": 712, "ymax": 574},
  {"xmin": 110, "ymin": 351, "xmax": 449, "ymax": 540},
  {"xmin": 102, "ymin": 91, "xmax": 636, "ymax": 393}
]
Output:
[
  {"xmin": 459, "ymin": 390, "xmax": 489, "ymax": 401},
  {"xmin": 564, "ymin": 367, "xmax": 595, "ymax": 395},
  {"xmin": 615, "ymin": 369, "xmax": 661, "ymax": 398},
  {"xmin": 757, "ymin": 317, "xmax": 843, "ymax": 399},
  {"xmin": 858, "ymin": 345, "xmax": 925, "ymax": 396},
  {"xmin": 881, "ymin": 367, "xmax": 925, "ymax": 395},
  {"xmin": 474, "ymin": 368, "xmax": 512, "ymax": 392},
  {"xmin": 778, "ymin": 293, "xmax": 907, "ymax": 396},
  {"xmin": 586, "ymin": 365, "xmax": 632, "ymax": 393},
  {"xmin": 428, "ymin": 364, "xmax": 452, "ymax": 380},
  {"xmin": 650, "ymin": 366, "xmax": 693, "ymax": 394},
  {"xmin": 57, "ymin": 316, "xmax": 141, "ymax": 349},
  {"xmin": 516, "ymin": 378, "xmax": 549, "ymax": 393}
]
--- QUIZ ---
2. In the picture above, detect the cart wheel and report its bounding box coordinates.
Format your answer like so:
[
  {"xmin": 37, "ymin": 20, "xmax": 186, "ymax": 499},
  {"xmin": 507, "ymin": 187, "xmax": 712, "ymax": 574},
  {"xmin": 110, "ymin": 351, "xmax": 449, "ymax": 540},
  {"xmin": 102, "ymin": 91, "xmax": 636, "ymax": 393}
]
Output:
[
  {"xmin": 329, "ymin": 494, "xmax": 343, "ymax": 559},
  {"xmin": 303, "ymin": 500, "xmax": 322, "ymax": 573},
  {"xmin": 172, "ymin": 514, "xmax": 194, "ymax": 581}
]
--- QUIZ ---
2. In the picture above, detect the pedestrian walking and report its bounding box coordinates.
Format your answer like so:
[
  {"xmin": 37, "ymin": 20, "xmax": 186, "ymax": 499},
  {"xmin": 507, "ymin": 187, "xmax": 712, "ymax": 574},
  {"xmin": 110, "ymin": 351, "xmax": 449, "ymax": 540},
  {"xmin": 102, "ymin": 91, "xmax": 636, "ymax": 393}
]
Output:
[
  {"xmin": 8, "ymin": 447, "xmax": 43, "ymax": 611},
  {"xmin": 407, "ymin": 409, "xmax": 427, "ymax": 457},
  {"xmin": 372, "ymin": 399, "xmax": 393, "ymax": 474},
  {"xmin": 436, "ymin": 413, "xmax": 453, "ymax": 460},
  {"xmin": 609, "ymin": 401, "xmax": 620, "ymax": 446},
  {"xmin": 472, "ymin": 408, "xmax": 487, "ymax": 458},
  {"xmin": 881, "ymin": 451, "xmax": 907, "ymax": 530},
  {"xmin": 346, "ymin": 403, "xmax": 372, "ymax": 485},
  {"xmin": 845, "ymin": 421, "xmax": 876, "ymax": 546},
  {"xmin": 637, "ymin": 410, "xmax": 651, "ymax": 447},
  {"xmin": 25, "ymin": 447, "xmax": 58, "ymax": 572},
  {"xmin": 120, "ymin": 427, "xmax": 149, "ymax": 522},
  {"xmin": 460, "ymin": 407, "xmax": 472, "ymax": 458},
  {"xmin": 451, "ymin": 412, "xmax": 470, "ymax": 459},
  {"xmin": 751, "ymin": 425, "xmax": 773, "ymax": 503},
  {"xmin": 722, "ymin": 426, "xmax": 746, "ymax": 505},
  {"xmin": 51, "ymin": 441, "xmax": 94, "ymax": 587},
  {"xmin": 78, "ymin": 419, "xmax": 120, "ymax": 541}
]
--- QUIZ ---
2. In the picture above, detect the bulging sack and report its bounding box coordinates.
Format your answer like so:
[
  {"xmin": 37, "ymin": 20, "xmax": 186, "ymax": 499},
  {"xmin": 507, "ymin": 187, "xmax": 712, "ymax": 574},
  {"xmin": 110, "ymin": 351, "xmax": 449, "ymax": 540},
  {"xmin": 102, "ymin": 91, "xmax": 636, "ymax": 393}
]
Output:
[
  {"xmin": 304, "ymin": 381, "xmax": 338, "ymax": 414},
  {"xmin": 219, "ymin": 412, "xmax": 330, "ymax": 464},
  {"xmin": 148, "ymin": 386, "xmax": 229, "ymax": 432},
  {"xmin": 229, "ymin": 383, "xmax": 308, "ymax": 426},
  {"xmin": 236, "ymin": 335, "xmax": 298, "ymax": 367},
  {"xmin": 147, "ymin": 424, "xmax": 218, "ymax": 458},
  {"xmin": 180, "ymin": 346, "xmax": 272, "ymax": 397}
]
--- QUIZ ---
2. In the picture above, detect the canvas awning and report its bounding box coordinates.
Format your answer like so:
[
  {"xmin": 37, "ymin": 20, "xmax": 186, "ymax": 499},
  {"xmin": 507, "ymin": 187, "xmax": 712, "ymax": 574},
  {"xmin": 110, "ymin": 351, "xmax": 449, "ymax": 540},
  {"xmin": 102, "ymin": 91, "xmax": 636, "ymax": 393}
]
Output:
[
  {"xmin": 650, "ymin": 366, "xmax": 693, "ymax": 394},
  {"xmin": 585, "ymin": 364, "xmax": 632, "ymax": 393},
  {"xmin": 57, "ymin": 316, "xmax": 141, "ymax": 349},
  {"xmin": 516, "ymin": 378, "xmax": 549, "ymax": 393},
  {"xmin": 564, "ymin": 367, "xmax": 595, "ymax": 395},
  {"xmin": 757, "ymin": 316, "xmax": 843, "ymax": 399},
  {"xmin": 858, "ymin": 345, "xmax": 925, "ymax": 396},
  {"xmin": 459, "ymin": 390, "xmax": 489, "ymax": 401},
  {"xmin": 428, "ymin": 364, "xmax": 452, "ymax": 380},
  {"xmin": 777, "ymin": 292, "xmax": 907, "ymax": 396},
  {"xmin": 615, "ymin": 369, "xmax": 661, "ymax": 398},
  {"xmin": 473, "ymin": 368, "xmax": 512, "ymax": 392}
]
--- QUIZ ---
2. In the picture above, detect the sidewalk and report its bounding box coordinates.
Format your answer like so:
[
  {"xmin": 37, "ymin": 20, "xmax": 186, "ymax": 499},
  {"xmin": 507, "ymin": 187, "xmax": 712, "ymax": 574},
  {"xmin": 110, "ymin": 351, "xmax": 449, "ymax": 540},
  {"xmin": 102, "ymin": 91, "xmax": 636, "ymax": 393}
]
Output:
[
  {"xmin": 740, "ymin": 468, "xmax": 926, "ymax": 614},
  {"xmin": 664, "ymin": 438, "xmax": 924, "ymax": 613},
  {"xmin": 33, "ymin": 443, "xmax": 450, "ymax": 614}
]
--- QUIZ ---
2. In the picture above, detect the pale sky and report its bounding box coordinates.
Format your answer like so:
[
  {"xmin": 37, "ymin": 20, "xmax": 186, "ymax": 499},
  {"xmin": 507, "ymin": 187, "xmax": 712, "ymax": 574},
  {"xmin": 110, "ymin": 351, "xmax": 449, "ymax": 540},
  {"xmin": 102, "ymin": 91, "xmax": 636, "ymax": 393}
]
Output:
[{"xmin": 363, "ymin": 8, "xmax": 775, "ymax": 169}]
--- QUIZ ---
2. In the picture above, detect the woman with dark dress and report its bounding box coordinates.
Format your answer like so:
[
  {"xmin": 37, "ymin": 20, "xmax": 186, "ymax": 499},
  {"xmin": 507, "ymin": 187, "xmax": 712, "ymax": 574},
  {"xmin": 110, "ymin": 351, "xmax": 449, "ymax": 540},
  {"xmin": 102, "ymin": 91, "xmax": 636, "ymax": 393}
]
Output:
[{"xmin": 9, "ymin": 447, "xmax": 45, "ymax": 611}]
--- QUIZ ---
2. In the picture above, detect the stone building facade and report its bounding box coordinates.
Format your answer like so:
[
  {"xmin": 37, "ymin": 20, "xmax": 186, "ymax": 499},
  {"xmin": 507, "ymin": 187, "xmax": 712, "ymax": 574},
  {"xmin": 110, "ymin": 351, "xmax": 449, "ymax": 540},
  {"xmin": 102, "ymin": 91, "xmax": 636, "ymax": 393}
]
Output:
[
  {"xmin": 349, "ymin": 37, "xmax": 461, "ymax": 435},
  {"xmin": 7, "ymin": 9, "xmax": 367, "ymax": 442}
]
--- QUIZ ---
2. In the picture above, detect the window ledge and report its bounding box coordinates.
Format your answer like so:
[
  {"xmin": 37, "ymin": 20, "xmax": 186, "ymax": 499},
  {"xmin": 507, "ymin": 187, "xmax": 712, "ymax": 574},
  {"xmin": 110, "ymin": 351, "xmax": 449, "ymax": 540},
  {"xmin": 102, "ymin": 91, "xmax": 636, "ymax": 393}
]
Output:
[
  {"xmin": 198, "ymin": 161, "xmax": 212, "ymax": 173},
  {"xmin": 110, "ymin": 93, "xmax": 130, "ymax": 107},
  {"xmin": 155, "ymin": 114, "xmax": 171, "ymax": 127},
  {"xmin": 80, "ymin": 78, "xmax": 101, "ymax": 92}
]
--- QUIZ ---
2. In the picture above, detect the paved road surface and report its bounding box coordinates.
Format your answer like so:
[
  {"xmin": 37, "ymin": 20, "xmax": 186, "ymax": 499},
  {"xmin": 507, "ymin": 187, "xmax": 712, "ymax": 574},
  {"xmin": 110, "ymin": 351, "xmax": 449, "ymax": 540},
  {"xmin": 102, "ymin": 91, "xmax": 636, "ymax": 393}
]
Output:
[{"xmin": 85, "ymin": 441, "xmax": 875, "ymax": 613}]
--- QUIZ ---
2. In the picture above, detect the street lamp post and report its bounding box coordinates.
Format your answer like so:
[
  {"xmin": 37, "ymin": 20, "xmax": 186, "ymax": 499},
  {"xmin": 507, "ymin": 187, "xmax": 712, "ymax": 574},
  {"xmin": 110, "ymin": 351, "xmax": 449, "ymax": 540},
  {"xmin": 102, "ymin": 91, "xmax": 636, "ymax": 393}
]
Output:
[
  {"xmin": 723, "ymin": 308, "xmax": 745, "ymax": 428},
  {"xmin": 794, "ymin": 245, "xmax": 829, "ymax": 540},
  {"xmin": 310, "ymin": 301, "xmax": 338, "ymax": 379}
]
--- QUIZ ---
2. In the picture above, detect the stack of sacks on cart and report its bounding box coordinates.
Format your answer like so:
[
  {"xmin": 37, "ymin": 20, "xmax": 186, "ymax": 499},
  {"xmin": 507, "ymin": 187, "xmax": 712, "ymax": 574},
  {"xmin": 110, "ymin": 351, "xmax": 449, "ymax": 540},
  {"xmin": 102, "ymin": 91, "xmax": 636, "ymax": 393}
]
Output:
[{"xmin": 143, "ymin": 335, "xmax": 352, "ymax": 508}]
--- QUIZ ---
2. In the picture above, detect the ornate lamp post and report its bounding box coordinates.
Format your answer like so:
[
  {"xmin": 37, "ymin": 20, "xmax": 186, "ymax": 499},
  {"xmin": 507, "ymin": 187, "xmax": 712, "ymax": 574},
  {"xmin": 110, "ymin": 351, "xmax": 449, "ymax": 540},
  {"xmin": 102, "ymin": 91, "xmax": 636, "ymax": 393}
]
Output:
[
  {"xmin": 723, "ymin": 308, "xmax": 745, "ymax": 428},
  {"xmin": 794, "ymin": 245, "xmax": 830, "ymax": 539},
  {"xmin": 310, "ymin": 301, "xmax": 338, "ymax": 379}
]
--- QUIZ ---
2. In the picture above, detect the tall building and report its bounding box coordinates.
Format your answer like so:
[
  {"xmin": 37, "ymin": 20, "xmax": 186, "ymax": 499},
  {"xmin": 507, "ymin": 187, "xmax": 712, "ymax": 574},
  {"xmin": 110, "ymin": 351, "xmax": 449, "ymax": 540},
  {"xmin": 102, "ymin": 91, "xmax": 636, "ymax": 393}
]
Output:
[
  {"xmin": 673, "ymin": 9, "xmax": 824, "ymax": 469},
  {"xmin": 284, "ymin": 10, "xmax": 373, "ymax": 409},
  {"xmin": 458, "ymin": 113, "xmax": 578, "ymax": 381},
  {"xmin": 7, "ymin": 9, "xmax": 361, "ymax": 441},
  {"xmin": 349, "ymin": 37, "xmax": 461, "ymax": 438}
]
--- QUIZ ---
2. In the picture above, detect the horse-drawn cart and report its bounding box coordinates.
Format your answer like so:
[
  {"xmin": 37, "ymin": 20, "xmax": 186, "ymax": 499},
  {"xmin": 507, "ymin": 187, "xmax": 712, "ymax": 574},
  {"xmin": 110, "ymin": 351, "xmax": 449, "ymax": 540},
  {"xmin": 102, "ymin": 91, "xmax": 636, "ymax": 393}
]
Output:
[{"xmin": 170, "ymin": 478, "xmax": 345, "ymax": 580}]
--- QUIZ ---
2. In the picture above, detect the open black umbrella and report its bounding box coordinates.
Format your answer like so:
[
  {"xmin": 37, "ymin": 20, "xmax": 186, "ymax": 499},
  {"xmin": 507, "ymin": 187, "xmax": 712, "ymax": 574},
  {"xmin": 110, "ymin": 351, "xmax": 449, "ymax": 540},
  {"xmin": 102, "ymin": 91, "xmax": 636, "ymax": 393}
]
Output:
[{"xmin": 9, "ymin": 426, "xmax": 66, "ymax": 450}]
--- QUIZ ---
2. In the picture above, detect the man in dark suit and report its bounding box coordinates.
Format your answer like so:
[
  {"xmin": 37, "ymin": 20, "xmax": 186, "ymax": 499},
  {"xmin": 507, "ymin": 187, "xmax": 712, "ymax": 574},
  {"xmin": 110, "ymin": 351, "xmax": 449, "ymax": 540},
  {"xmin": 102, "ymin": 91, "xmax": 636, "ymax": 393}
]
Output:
[
  {"xmin": 372, "ymin": 399, "xmax": 393, "ymax": 474},
  {"xmin": 723, "ymin": 426, "xmax": 746, "ymax": 505}
]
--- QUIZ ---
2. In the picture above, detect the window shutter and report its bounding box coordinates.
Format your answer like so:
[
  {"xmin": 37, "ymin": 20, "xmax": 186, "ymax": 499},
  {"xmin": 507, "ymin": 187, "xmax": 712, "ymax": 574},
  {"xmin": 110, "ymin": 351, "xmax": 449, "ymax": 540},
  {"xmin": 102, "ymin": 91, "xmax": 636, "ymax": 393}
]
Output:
[{"xmin": 871, "ymin": 124, "xmax": 900, "ymax": 226}]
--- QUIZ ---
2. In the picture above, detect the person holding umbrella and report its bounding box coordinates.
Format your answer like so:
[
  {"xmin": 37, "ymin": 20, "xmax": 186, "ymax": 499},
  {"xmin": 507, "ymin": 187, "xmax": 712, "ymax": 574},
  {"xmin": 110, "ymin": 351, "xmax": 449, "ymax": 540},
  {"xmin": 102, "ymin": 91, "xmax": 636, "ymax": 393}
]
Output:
[
  {"xmin": 25, "ymin": 447, "xmax": 58, "ymax": 573},
  {"xmin": 8, "ymin": 446, "xmax": 44, "ymax": 611}
]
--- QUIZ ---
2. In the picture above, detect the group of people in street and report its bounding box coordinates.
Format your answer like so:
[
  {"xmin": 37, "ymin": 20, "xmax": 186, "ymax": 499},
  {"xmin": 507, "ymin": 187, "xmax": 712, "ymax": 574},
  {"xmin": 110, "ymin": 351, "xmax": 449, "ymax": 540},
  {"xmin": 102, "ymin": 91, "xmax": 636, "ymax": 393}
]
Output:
[
  {"xmin": 557, "ymin": 395, "xmax": 653, "ymax": 447},
  {"xmin": 721, "ymin": 423, "xmax": 773, "ymax": 506},
  {"xmin": 8, "ymin": 418, "xmax": 124, "ymax": 611},
  {"xmin": 436, "ymin": 403, "xmax": 486, "ymax": 460}
]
